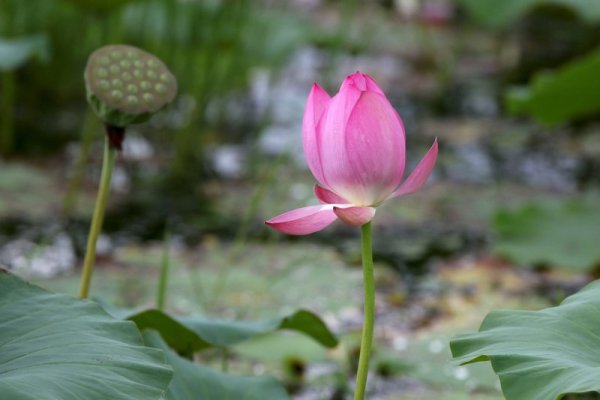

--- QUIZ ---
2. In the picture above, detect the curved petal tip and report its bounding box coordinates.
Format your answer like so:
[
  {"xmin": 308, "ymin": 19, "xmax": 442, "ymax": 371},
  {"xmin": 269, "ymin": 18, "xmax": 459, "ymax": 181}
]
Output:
[
  {"xmin": 390, "ymin": 138, "xmax": 438, "ymax": 199},
  {"xmin": 342, "ymin": 71, "xmax": 385, "ymax": 95},
  {"xmin": 266, "ymin": 205, "xmax": 337, "ymax": 235}
]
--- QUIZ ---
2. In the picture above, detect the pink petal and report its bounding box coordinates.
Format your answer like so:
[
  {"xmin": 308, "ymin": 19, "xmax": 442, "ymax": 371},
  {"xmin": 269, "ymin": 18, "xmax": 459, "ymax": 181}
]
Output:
[
  {"xmin": 341, "ymin": 71, "xmax": 385, "ymax": 95},
  {"xmin": 302, "ymin": 83, "xmax": 331, "ymax": 187},
  {"xmin": 342, "ymin": 72, "xmax": 367, "ymax": 91},
  {"xmin": 363, "ymin": 73, "xmax": 385, "ymax": 95},
  {"xmin": 389, "ymin": 138, "xmax": 438, "ymax": 199},
  {"xmin": 265, "ymin": 205, "xmax": 337, "ymax": 235},
  {"xmin": 314, "ymin": 184, "xmax": 348, "ymax": 204},
  {"xmin": 319, "ymin": 91, "xmax": 405, "ymax": 205},
  {"xmin": 333, "ymin": 206, "xmax": 376, "ymax": 226}
]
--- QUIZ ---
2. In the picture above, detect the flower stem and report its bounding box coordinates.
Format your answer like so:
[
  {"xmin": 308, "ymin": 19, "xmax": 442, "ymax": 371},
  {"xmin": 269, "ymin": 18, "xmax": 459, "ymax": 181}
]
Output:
[
  {"xmin": 63, "ymin": 108, "xmax": 100, "ymax": 216},
  {"xmin": 0, "ymin": 70, "xmax": 15, "ymax": 155},
  {"xmin": 354, "ymin": 221, "xmax": 374, "ymax": 400},
  {"xmin": 78, "ymin": 135, "xmax": 117, "ymax": 299},
  {"xmin": 156, "ymin": 230, "xmax": 171, "ymax": 310}
]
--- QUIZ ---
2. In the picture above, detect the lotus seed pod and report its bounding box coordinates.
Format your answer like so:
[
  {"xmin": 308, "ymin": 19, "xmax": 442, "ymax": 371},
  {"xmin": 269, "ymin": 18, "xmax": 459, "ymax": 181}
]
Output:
[{"xmin": 84, "ymin": 44, "xmax": 177, "ymax": 127}]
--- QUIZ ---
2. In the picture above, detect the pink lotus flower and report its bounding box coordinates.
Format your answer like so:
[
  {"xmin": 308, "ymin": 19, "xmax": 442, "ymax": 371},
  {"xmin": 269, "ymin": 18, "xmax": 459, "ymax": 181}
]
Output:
[{"xmin": 266, "ymin": 71, "xmax": 438, "ymax": 235}]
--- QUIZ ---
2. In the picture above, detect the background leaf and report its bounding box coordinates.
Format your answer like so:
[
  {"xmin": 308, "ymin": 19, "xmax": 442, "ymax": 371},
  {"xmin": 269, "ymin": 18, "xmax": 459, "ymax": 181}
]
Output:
[
  {"xmin": 143, "ymin": 330, "xmax": 290, "ymax": 400},
  {"xmin": 0, "ymin": 269, "xmax": 173, "ymax": 400},
  {"xmin": 450, "ymin": 279, "xmax": 600, "ymax": 400},
  {"xmin": 0, "ymin": 35, "xmax": 49, "ymax": 71},
  {"xmin": 113, "ymin": 308, "xmax": 338, "ymax": 354},
  {"xmin": 505, "ymin": 48, "xmax": 600, "ymax": 125},
  {"xmin": 492, "ymin": 197, "xmax": 600, "ymax": 271},
  {"xmin": 459, "ymin": 0, "xmax": 600, "ymax": 29}
]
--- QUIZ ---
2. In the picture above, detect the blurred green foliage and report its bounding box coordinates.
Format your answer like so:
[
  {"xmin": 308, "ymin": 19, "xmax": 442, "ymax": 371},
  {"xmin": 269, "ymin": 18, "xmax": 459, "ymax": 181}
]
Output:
[
  {"xmin": 492, "ymin": 196, "xmax": 600, "ymax": 272},
  {"xmin": 459, "ymin": 0, "xmax": 600, "ymax": 28},
  {"xmin": 460, "ymin": 0, "xmax": 600, "ymax": 125},
  {"xmin": 0, "ymin": 35, "xmax": 49, "ymax": 70},
  {"xmin": 506, "ymin": 48, "xmax": 600, "ymax": 125},
  {"xmin": 0, "ymin": 163, "xmax": 59, "ymax": 218},
  {"xmin": 0, "ymin": 35, "xmax": 49, "ymax": 154}
]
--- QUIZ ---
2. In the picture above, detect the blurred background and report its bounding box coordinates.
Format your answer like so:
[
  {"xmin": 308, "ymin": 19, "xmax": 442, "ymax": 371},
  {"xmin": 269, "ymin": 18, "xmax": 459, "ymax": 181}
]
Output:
[{"xmin": 1, "ymin": 0, "xmax": 599, "ymax": 398}]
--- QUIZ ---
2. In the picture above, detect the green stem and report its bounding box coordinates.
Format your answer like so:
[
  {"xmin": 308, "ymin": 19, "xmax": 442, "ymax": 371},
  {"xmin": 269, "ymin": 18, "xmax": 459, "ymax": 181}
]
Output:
[
  {"xmin": 211, "ymin": 153, "xmax": 284, "ymax": 306},
  {"xmin": 63, "ymin": 108, "xmax": 99, "ymax": 216},
  {"xmin": 221, "ymin": 347, "xmax": 229, "ymax": 372},
  {"xmin": 78, "ymin": 135, "xmax": 116, "ymax": 299},
  {"xmin": 354, "ymin": 221, "xmax": 374, "ymax": 400},
  {"xmin": 0, "ymin": 70, "xmax": 15, "ymax": 155},
  {"xmin": 156, "ymin": 230, "xmax": 171, "ymax": 310}
]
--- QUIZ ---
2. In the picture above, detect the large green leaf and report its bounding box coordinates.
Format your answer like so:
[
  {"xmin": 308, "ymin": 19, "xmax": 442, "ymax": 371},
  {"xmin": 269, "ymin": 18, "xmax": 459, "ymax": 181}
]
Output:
[
  {"xmin": 450, "ymin": 279, "xmax": 600, "ymax": 400},
  {"xmin": 459, "ymin": 0, "xmax": 600, "ymax": 28},
  {"xmin": 143, "ymin": 330, "xmax": 290, "ymax": 400},
  {"xmin": 0, "ymin": 270, "xmax": 173, "ymax": 400},
  {"xmin": 505, "ymin": 47, "xmax": 600, "ymax": 125},
  {"xmin": 0, "ymin": 35, "xmax": 49, "ymax": 71},
  {"xmin": 107, "ymin": 308, "xmax": 338, "ymax": 354},
  {"xmin": 492, "ymin": 197, "xmax": 600, "ymax": 271}
]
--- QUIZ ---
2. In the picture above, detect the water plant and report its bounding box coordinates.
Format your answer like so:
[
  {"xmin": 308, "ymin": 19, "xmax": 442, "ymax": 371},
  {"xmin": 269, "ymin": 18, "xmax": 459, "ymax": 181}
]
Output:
[
  {"xmin": 78, "ymin": 44, "xmax": 177, "ymax": 299},
  {"xmin": 451, "ymin": 279, "xmax": 600, "ymax": 400},
  {"xmin": 0, "ymin": 270, "xmax": 173, "ymax": 400},
  {"xmin": 0, "ymin": 35, "xmax": 49, "ymax": 156},
  {"xmin": 266, "ymin": 71, "xmax": 438, "ymax": 400}
]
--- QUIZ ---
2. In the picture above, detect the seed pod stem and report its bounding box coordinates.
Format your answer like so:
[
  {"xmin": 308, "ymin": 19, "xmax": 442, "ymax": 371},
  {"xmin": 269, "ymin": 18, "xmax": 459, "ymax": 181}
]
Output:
[{"xmin": 78, "ymin": 133, "xmax": 117, "ymax": 299}]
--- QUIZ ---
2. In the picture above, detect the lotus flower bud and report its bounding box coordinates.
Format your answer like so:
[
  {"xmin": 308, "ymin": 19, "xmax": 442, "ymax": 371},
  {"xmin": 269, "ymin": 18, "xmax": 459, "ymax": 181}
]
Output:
[{"xmin": 266, "ymin": 71, "xmax": 438, "ymax": 235}]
